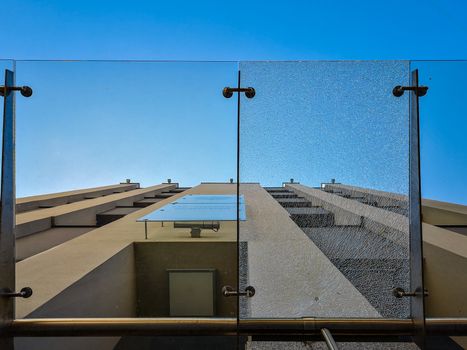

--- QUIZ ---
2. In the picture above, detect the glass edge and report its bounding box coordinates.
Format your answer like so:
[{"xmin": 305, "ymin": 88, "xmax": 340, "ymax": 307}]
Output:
[{"xmin": 1, "ymin": 59, "xmax": 467, "ymax": 64}]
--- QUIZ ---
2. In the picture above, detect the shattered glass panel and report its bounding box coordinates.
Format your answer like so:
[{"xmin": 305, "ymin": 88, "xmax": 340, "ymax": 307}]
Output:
[
  {"xmin": 246, "ymin": 341, "xmax": 420, "ymax": 350},
  {"xmin": 239, "ymin": 61, "xmax": 411, "ymax": 319}
]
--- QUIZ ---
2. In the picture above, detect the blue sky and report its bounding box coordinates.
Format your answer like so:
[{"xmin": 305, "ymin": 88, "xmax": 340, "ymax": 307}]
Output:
[
  {"xmin": 4, "ymin": 0, "xmax": 467, "ymax": 61},
  {"xmin": 2, "ymin": 0, "xmax": 467, "ymax": 204}
]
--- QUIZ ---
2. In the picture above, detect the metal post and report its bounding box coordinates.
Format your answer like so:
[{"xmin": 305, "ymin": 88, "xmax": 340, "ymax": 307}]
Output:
[
  {"xmin": 409, "ymin": 69, "xmax": 426, "ymax": 347},
  {"xmin": 393, "ymin": 69, "xmax": 428, "ymax": 348},
  {"xmin": 144, "ymin": 219, "xmax": 148, "ymax": 240},
  {"xmin": 0, "ymin": 69, "xmax": 16, "ymax": 349}
]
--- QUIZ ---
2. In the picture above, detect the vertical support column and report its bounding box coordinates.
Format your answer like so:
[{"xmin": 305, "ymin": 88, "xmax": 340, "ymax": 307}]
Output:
[
  {"xmin": 409, "ymin": 69, "xmax": 426, "ymax": 348},
  {"xmin": 236, "ymin": 70, "xmax": 241, "ymax": 330},
  {"xmin": 0, "ymin": 69, "xmax": 16, "ymax": 348}
]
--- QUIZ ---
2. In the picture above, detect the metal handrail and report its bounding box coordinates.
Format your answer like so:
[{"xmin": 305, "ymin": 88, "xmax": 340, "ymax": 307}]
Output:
[
  {"xmin": 6, "ymin": 317, "xmax": 467, "ymax": 337},
  {"xmin": 321, "ymin": 328, "xmax": 339, "ymax": 350}
]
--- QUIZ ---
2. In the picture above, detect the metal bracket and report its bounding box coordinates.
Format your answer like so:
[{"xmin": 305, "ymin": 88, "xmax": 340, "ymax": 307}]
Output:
[
  {"xmin": 222, "ymin": 87, "xmax": 255, "ymax": 98},
  {"xmin": 0, "ymin": 287, "xmax": 33, "ymax": 299},
  {"xmin": 321, "ymin": 328, "xmax": 339, "ymax": 350},
  {"xmin": 173, "ymin": 221, "xmax": 220, "ymax": 238},
  {"xmin": 393, "ymin": 287, "xmax": 429, "ymax": 298},
  {"xmin": 392, "ymin": 85, "xmax": 428, "ymax": 97},
  {"xmin": 222, "ymin": 285, "xmax": 255, "ymax": 297},
  {"xmin": 0, "ymin": 85, "xmax": 33, "ymax": 97}
]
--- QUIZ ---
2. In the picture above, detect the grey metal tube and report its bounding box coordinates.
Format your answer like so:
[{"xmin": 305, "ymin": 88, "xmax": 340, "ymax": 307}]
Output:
[
  {"xmin": 321, "ymin": 328, "xmax": 339, "ymax": 350},
  {"xmin": 239, "ymin": 318, "xmax": 414, "ymax": 335},
  {"xmin": 7, "ymin": 318, "xmax": 467, "ymax": 337},
  {"xmin": 426, "ymin": 318, "xmax": 467, "ymax": 335},
  {"xmin": 8, "ymin": 318, "xmax": 237, "ymax": 337}
]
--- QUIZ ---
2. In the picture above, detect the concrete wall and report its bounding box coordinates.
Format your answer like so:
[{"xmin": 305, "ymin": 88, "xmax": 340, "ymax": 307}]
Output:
[
  {"xmin": 16, "ymin": 183, "xmax": 139, "ymax": 213},
  {"xmin": 422, "ymin": 224, "xmax": 467, "ymax": 348},
  {"xmin": 15, "ymin": 244, "xmax": 137, "ymax": 350},
  {"xmin": 134, "ymin": 242, "xmax": 237, "ymax": 317},
  {"xmin": 423, "ymin": 206, "xmax": 467, "ymax": 226},
  {"xmin": 16, "ymin": 226, "xmax": 95, "ymax": 261},
  {"xmin": 16, "ymin": 184, "xmax": 175, "ymax": 237},
  {"xmin": 424, "ymin": 242, "xmax": 467, "ymax": 317},
  {"xmin": 324, "ymin": 183, "xmax": 408, "ymax": 211},
  {"xmin": 287, "ymin": 184, "xmax": 409, "ymax": 247}
]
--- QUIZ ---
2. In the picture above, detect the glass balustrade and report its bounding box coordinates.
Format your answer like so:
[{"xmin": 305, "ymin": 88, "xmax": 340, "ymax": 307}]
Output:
[{"xmin": 0, "ymin": 59, "xmax": 465, "ymax": 349}]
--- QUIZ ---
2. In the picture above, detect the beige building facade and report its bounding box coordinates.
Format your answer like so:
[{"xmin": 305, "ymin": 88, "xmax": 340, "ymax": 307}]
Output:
[{"xmin": 7, "ymin": 181, "xmax": 467, "ymax": 349}]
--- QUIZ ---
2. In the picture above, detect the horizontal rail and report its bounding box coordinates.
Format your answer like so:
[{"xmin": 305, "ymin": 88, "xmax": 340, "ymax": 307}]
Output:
[
  {"xmin": 4, "ymin": 317, "xmax": 467, "ymax": 337},
  {"xmin": 7, "ymin": 318, "xmax": 237, "ymax": 337}
]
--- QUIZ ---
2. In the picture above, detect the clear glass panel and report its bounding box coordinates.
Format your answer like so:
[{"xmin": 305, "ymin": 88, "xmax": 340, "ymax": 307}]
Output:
[
  {"xmin": 15, "ymin": 61, "xmax": 237, "ymax": 195},
  {"xmin": 239, "ymin": 61, "xmax": 411, "ymax": 319},
  {"xmin": 412, "ymin": 61, "xmax": 467, "ymax": 340},
  {"xmin": 14, "ymin": 60, "xmax": 239, "ymax": 348},
  {"xmin": 0, "ymin": 60, "xmax": 14, "ymax": 72},
  {"xmin": 413, "ymin": 61, "xmax": 467, "ymax": 206}
]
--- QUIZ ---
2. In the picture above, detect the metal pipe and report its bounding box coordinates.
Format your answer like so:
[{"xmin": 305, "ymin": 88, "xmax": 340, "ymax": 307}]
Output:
[
  {"xmin": 426, "ymin": 318, "xmax": 467, "ymax": 335},
  {"xmin": 321, "ymin": 328, "xmax": 339, "ymax": 350},
  {"xmin": 7, "ymin": 317, "xmax": 467, "ymax": 337},
  {"xmin": 239, "ymin": 318, "xmax": 415, "ymax": 335},
  {"xmin": 8, "ymin": 318, "xmax": 237, "ymax": 337}
]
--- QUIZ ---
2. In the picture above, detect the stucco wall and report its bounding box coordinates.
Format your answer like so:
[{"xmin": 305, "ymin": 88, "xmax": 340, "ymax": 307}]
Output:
[
  {"xmin": 15, "ymin": 244, "xmax": 136, "ymax": 350},
  {"xmin": 134, "ymin": 241, "xmax": 237, "ymax": 317}
]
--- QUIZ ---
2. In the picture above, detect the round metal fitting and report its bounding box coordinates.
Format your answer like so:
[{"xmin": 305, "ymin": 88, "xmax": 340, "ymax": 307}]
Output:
[
  {"xmin": 393, "ymin": 287, "xmax": 406, "ymax": 298},
  {"xmin": 416, "ymin": 86, "xmax": 428, "ymax": 97},
  {"xmin": 245, "ymin": 87, "xmax": 255, "ymax": 98},
  {"xmin": 20, "ymin": 86, "xmax": 33, "ymax": 97},
  {"xmin": 222, "ymin": 87, "xmax": 233, "ymax": 98},
  {"xmin": 245, "ymin": 285, "xmax": 255, "ymax": 297},
  {"xmin": 392, "ymin": 86, "xmax": 404, "ymax": 97},
  {"xmin": 20, "ymin": 287, "xmax": 33, "ymax": 298}
]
